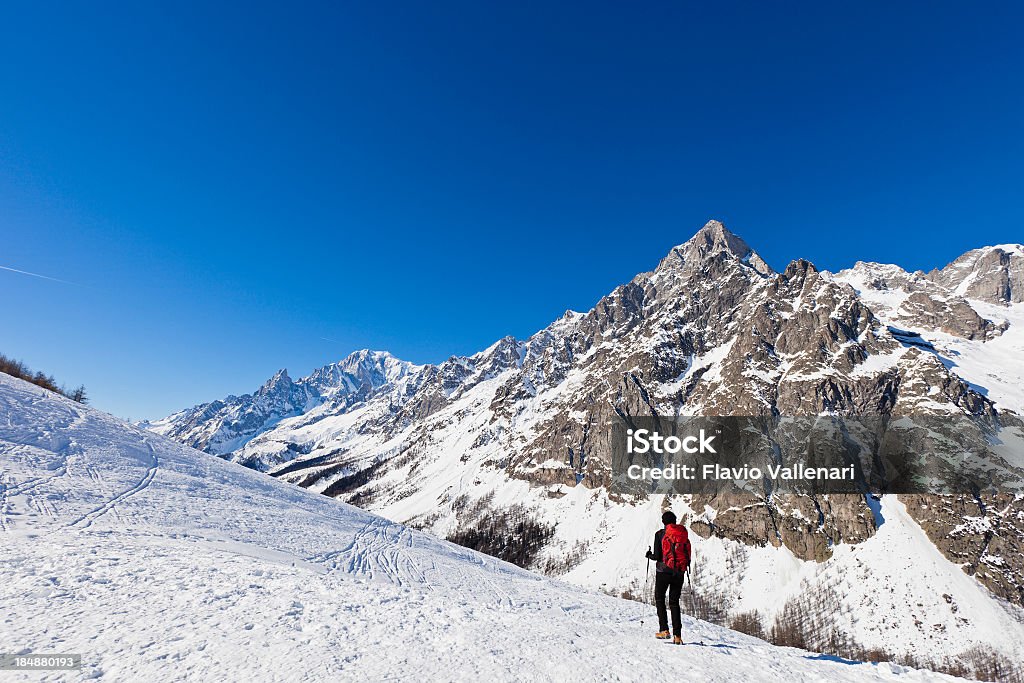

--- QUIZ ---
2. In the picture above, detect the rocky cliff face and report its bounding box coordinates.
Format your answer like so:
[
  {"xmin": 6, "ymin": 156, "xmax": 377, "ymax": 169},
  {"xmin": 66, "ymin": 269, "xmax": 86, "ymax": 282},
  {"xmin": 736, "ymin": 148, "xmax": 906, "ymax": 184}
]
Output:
[
  {"xmin": 928, "ymin": 244, "xmax": 1024, "ymax": 304},
  {"xmin": 149, "ymin": 221, "xmax": 1024, "ymax": 665}
]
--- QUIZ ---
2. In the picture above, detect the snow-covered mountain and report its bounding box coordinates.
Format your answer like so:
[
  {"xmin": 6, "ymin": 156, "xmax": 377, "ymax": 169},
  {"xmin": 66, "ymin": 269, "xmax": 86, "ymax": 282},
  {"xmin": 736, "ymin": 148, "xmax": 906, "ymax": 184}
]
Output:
[
  {"xmin": 148, "ymin": 220, "xmax": 1024, "ymax": 676},
  {"xmin": 0, "ymin": 372, "xmax": 964, "ymax": 681},
  {"xmin": 144, "ymin": 349, "xmax": 419, "ymax": 459},
  {"xmin": 835, "ymin": 245, "xmax": 1024, "ymax": 412}
]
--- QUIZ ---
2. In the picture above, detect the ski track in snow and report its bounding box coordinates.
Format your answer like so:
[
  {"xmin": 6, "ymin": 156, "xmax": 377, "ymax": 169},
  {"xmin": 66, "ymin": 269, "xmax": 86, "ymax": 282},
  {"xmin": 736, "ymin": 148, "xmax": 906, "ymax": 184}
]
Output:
[
  {"xmin": 0, "ymin": 374, "xmax": 966, "ymax": 682},
  {"xmin": 67, "ymin": 438, "xmax": 159, "ymax": 530}
]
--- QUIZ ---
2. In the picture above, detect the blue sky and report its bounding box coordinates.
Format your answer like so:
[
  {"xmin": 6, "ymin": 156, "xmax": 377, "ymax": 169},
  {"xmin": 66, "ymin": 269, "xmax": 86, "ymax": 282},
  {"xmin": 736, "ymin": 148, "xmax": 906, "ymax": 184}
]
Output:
[{"xmin": 1, "ymin": 2, "xmax": 1021, "ymax": 420}]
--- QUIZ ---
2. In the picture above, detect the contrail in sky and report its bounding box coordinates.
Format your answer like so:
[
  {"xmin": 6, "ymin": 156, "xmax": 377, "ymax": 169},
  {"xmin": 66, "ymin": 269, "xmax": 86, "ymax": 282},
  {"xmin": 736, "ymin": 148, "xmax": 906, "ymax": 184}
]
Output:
[{"xmin": 0, "ymin": 264, "xmax": 80, "ymax": 286}]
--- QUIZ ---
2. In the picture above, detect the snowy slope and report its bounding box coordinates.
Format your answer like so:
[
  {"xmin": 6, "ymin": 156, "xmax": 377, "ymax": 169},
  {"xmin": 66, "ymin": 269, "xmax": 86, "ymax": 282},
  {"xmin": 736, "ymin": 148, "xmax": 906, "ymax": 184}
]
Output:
[{"xmin": 0, "ymin": 373, "xmax": 965, "ymax": 682}]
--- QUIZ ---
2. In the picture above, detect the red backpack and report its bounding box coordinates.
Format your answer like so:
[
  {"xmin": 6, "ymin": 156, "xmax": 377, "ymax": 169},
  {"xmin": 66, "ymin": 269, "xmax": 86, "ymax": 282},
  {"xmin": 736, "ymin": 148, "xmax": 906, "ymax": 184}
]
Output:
[{"xmin": 661, "ymin": 523, "xmax": 691, "ymax": 575}]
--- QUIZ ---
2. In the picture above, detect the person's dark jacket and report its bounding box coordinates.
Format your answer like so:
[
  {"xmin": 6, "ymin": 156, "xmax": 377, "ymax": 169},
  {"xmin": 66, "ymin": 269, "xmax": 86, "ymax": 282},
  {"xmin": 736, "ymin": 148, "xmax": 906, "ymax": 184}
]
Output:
[{"xmin": 646, "ymin": 529, "xmax": 669, "ymax": 573}]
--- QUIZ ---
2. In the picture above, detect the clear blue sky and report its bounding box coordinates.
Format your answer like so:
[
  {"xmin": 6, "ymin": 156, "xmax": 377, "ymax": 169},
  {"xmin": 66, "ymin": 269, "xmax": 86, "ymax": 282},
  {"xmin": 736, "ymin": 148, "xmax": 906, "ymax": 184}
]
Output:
[{"xmin": 1, "ymin": 2, "xmax": 1021, "ymax": 420}]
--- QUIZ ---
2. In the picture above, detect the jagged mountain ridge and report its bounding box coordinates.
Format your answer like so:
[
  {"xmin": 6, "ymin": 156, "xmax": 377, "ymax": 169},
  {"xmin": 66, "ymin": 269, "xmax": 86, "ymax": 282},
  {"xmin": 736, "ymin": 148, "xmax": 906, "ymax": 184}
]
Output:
[
  {"xmin": 149, "ymin": 220, "xmax": 1024, "ymax": 666},
  {"xmin": 146, "ymin": 349, "xmax": 419, "ymax": 458}
]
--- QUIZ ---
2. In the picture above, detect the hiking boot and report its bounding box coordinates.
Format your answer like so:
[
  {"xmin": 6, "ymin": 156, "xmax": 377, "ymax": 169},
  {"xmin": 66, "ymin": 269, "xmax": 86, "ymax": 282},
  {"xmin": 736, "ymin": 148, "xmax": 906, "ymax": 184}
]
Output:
[
  {"xmin": 672, "ymin": 636, "xmax": 682, "ymax": 645},
  {"xmin": 655, "ymin": 630, "xmax": 670, "ymax": 639}
]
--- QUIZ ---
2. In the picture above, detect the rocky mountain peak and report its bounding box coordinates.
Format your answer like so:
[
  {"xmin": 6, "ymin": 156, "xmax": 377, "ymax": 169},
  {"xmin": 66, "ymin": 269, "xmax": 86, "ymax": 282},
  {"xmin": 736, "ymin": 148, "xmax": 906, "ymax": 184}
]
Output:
[
  {"xmin": 782, "ymin": 257, "xmax": 818, "ymax": 277},
  {"xmin": 690, "ymin": 219, "xmax": 750, "ymax": 254},
  {"xmin": 928, "ymin": 244, "xmax": 1024, "ymax": 304},
  {"xmin": 658, "ymin": 220, "xmax": 774, "ymax": 277},
  {"xmin": 258, "ymin": 369, "xmax": 293, "ymax": 395}
]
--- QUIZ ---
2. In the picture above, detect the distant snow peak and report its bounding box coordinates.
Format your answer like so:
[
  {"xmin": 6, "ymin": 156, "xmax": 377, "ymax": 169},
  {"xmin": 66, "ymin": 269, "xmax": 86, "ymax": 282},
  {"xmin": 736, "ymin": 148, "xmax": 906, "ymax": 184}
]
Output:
[{"xmin": 311, "ymin": 349, "xmax": 416, "ymax": 392}]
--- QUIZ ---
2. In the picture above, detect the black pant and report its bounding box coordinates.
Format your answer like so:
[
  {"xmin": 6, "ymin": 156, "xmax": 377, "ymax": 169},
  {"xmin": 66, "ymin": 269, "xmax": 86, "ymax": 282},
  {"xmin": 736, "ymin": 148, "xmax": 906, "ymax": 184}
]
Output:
[{"xmin": 655, "ymin": 571, "xmax": 684, "ymax": 636}]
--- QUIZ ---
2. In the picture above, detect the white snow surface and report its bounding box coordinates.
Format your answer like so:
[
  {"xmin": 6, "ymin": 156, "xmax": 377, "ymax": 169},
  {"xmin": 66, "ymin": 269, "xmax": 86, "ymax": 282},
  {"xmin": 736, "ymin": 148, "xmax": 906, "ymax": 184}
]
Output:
[{"xmin": 0, "ymin": 374, "xmax": 971, "ymax": 682}]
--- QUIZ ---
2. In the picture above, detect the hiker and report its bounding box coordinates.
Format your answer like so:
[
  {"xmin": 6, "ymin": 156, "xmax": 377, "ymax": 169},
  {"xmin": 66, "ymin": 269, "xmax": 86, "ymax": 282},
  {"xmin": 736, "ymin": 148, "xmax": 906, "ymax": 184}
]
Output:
[{"xmin": 645, "ymin": 510, "xmax": 691, "ymax": 645}]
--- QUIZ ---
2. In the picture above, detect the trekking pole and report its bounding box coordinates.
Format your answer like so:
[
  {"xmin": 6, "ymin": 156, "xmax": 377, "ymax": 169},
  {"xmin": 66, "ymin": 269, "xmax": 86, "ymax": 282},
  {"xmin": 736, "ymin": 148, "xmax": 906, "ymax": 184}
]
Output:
[{"xmin": 640, "ymin": 550, "xmax": 651, "ymax": 626}]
